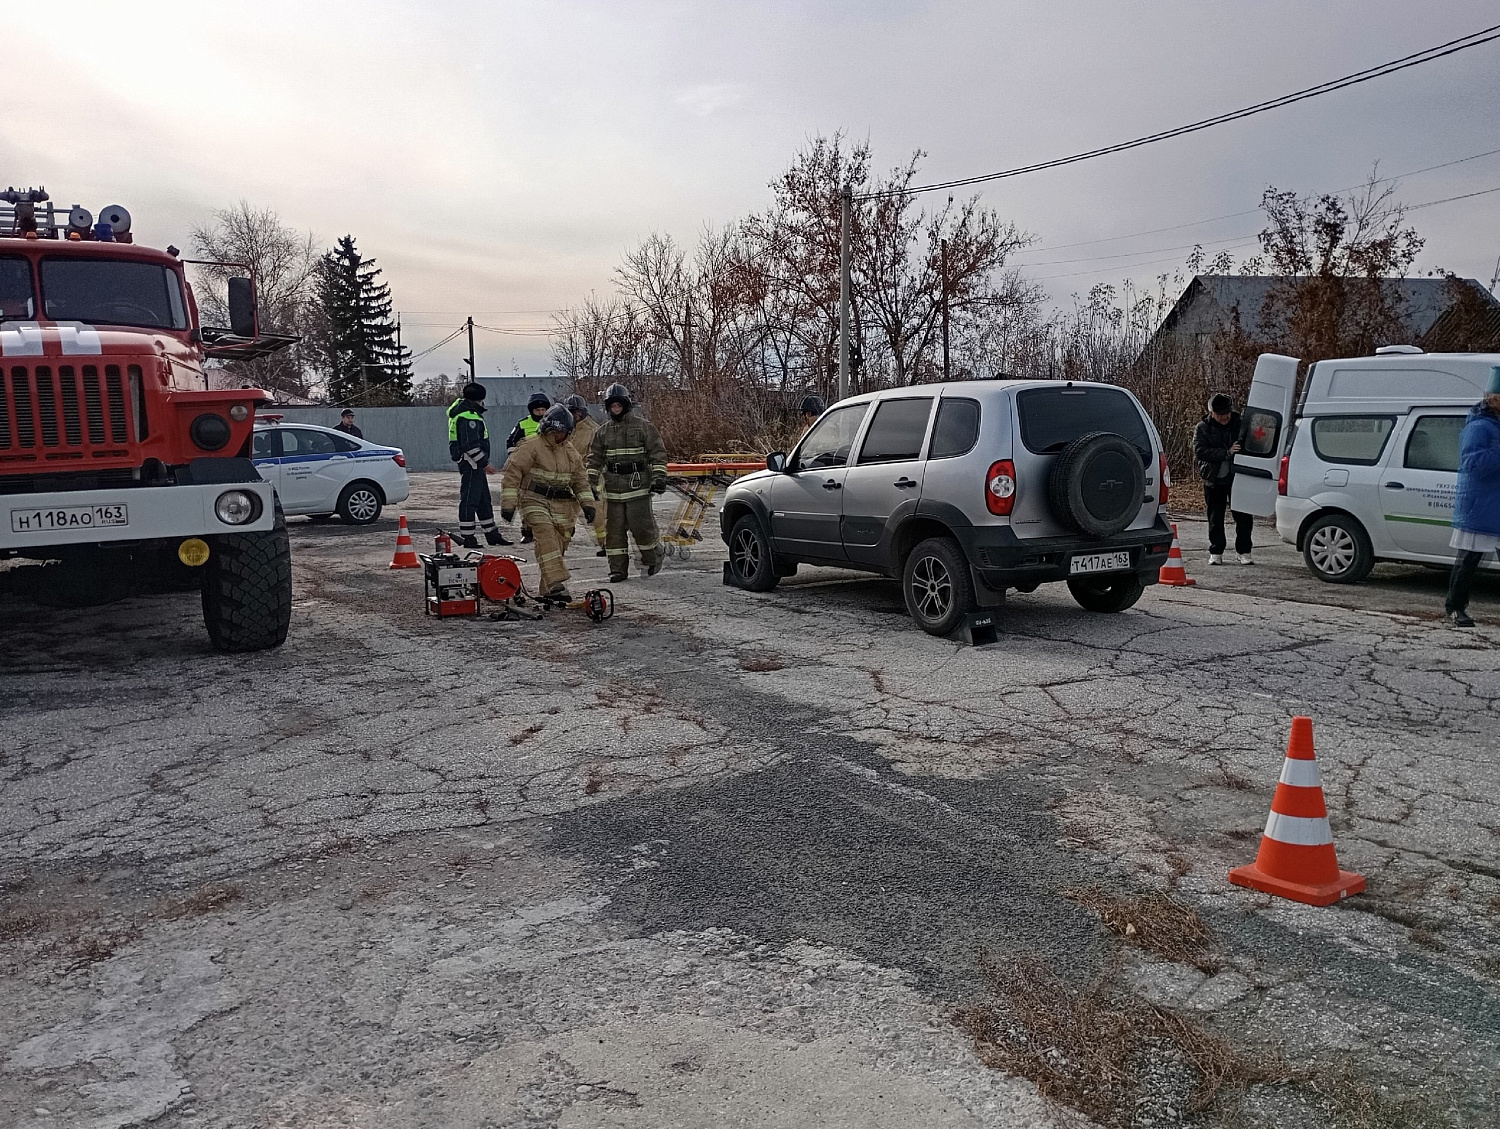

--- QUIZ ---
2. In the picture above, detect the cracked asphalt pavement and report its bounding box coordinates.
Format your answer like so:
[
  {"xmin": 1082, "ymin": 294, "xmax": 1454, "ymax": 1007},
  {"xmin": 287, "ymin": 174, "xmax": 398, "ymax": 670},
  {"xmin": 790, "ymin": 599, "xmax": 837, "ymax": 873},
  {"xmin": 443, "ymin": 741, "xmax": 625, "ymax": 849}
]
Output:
[{"xmin": 2, "ymin": 472, "xmax": 1498, "ymax": 1127}]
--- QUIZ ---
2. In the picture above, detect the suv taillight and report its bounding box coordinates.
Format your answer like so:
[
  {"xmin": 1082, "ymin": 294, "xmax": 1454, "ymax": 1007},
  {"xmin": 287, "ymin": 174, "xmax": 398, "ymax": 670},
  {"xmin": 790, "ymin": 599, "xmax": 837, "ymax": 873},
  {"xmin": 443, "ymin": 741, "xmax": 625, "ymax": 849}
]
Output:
[
  {"xmin": 985, "ymin": 460, "xmax": 1016, "ymax": 515},
  {"xmin": 392, "ymin": 452, "xmax": 407, "ymax": 468},
  {"xmin": 1158, "ymin": 453, "xmax": 1170, "ymax": 505},
  {"xmin": 1277, "ymin": 453, "xmax": 1289, "ymax": 496}
]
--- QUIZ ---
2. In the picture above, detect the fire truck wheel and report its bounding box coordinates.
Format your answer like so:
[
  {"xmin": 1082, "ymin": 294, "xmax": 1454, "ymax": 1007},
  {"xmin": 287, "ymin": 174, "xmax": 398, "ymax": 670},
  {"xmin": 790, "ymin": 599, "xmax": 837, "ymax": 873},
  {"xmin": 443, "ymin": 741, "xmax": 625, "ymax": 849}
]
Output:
[{"xmin": 202, "ymin": 512, "xmax": 292, "ymax": 652}]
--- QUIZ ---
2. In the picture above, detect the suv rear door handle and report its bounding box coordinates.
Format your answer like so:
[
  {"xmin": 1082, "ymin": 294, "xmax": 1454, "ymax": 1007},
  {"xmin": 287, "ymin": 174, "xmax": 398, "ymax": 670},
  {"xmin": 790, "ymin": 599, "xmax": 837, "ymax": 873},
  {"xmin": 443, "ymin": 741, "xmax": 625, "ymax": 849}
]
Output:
[
  {"xmin": 822, "ymin": 479, "xmax": 841, "ymax": 490},
  {"xmin": 894, "ymin": 478, "xmax": 917, "ymax": 488},
  {"xmin": 1384, "ymin": 482, "xmax": 1405, "ymax": 490}
]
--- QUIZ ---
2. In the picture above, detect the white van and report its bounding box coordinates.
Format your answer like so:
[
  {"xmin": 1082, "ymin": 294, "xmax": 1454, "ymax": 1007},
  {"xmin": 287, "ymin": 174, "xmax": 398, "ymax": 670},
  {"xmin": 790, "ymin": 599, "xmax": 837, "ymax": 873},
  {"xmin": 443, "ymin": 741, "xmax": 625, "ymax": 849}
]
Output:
[{"xmin": 1230, "ymin": 348, "xmax": 1500, "ymax": 583}]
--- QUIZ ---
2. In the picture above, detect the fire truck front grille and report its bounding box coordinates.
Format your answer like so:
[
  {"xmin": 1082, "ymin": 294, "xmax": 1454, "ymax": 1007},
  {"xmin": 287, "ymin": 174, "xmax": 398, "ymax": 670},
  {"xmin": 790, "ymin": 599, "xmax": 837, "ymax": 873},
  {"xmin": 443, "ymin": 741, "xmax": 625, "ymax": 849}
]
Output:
[{"xmin": 0, "ymin": 364, "xmax": 137, "ymax": 463}]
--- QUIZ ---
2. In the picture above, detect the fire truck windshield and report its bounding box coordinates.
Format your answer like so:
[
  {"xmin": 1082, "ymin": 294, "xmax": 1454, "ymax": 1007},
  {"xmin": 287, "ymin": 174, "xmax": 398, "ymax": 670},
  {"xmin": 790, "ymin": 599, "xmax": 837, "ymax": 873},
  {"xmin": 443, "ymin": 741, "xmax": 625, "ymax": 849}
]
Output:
[
  {"xmin": 39, "ymin": 257, "xmax": 188, "ymax": 331},
  {"xmin": 0, "ymin": 256, "xmax": 35, "ymax": 321}
]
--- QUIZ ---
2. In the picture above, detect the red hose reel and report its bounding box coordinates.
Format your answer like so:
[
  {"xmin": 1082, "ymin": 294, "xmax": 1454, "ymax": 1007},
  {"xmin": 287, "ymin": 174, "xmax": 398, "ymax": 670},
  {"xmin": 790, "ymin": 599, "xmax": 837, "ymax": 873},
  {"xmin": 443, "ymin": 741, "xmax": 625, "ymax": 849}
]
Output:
[{"xmin": 476, "ymin": 555, "xmax": 524, "ymax": 602}]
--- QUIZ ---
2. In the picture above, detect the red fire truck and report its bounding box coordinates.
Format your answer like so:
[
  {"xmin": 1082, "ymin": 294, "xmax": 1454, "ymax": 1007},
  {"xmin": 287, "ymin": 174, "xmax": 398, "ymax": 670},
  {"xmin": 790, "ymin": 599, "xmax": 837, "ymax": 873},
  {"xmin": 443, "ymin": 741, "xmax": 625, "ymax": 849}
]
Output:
[{"xmin": 1, "ymin": 187, "xmax": 294, "ymax": 651}]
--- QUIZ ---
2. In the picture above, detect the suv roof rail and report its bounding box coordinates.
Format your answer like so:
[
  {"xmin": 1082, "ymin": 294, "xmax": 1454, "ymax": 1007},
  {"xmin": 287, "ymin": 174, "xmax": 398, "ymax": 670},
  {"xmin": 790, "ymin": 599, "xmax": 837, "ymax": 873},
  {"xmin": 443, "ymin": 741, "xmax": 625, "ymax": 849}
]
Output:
[{"xmin": 1375, "ymin": 344, "xmax": 1423, "ymax": 355}]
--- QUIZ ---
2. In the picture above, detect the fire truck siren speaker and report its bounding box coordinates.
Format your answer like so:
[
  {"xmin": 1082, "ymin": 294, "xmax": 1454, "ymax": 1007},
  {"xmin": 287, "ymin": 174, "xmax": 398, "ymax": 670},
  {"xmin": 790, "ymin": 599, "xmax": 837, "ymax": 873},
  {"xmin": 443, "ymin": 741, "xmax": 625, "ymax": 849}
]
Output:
[
  {"xmin": 99, "ymin": 205, "xmax": 131, "ymax": 235},
  {"xmin": 67, "ymin": 206, "xmax": 93, "ymax": 232}
]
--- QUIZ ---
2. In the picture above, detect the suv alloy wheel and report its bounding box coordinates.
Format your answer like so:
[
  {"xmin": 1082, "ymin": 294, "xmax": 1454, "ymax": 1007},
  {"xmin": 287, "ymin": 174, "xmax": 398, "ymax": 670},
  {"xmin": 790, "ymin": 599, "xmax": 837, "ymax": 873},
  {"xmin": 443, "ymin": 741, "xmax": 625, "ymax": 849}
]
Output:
[
  {"xmin": 727, "ymin": 514, "xmax": 780, "ymax": 591},
  {"xmin": 902, "ymin": 536, "xmax": 975, "ymax": 636}
]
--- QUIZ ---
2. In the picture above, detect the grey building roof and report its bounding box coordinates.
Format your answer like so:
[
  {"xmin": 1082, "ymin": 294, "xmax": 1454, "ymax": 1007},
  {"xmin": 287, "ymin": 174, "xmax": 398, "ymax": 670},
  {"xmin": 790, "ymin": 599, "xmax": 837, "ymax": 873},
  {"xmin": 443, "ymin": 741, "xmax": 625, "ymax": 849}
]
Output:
[{"xmin": 1152, "ymin": 274, "xmax": 1499, "ymax": 344}]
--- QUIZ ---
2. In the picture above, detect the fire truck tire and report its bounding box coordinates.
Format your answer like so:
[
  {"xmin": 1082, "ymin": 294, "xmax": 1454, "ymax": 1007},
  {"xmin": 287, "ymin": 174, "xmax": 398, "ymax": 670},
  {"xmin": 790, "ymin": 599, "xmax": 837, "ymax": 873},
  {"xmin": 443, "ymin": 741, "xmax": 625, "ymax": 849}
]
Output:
[{"xmin": 202, "ymin": 514, "xmax": 292, "ymax": 652}]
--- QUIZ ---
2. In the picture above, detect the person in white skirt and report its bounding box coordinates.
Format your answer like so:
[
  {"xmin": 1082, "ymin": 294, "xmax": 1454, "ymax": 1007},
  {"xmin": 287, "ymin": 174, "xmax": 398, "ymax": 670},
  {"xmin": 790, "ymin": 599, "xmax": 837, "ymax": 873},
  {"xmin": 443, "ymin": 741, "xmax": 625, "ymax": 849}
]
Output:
[{"xmin": 1446, "ymin": 367, "xmax": 1500, "ymax": 627}]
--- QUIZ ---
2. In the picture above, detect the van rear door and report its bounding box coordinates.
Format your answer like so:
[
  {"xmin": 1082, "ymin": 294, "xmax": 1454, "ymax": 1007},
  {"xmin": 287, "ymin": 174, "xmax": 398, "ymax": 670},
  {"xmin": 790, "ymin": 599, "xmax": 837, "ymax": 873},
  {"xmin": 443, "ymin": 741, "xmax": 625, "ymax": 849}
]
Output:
[{"xmin": 1231, "ymin": 354, "xmax": 1299, "ymax": 516}]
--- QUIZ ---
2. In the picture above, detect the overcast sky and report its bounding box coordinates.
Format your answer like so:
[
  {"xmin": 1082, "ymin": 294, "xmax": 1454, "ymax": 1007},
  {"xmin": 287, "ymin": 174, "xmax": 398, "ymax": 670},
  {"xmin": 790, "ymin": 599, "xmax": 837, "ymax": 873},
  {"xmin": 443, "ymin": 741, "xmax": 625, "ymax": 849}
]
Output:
[{"xmin": 6, "ymin": 1, "xmax": 1497, "ymax": 382}]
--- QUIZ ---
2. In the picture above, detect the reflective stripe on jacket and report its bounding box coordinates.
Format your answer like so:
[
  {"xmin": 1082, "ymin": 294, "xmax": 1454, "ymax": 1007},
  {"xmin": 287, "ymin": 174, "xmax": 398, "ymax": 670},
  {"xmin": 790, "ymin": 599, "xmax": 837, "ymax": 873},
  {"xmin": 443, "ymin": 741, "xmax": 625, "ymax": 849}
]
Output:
[
  {"xmin": 501, "ymin": 435, "xmax": 595, "ymax": 512},
  {"xmin": 587, "ymin": 410, "xmax": 668, "ymax": 501},
  {"xmin": 507, "ymin": 415, "xmax": 543, "ymax": 449},
  {"xmin": 448, "ymin": 399, "xmax": 489, "ymax": 467}
]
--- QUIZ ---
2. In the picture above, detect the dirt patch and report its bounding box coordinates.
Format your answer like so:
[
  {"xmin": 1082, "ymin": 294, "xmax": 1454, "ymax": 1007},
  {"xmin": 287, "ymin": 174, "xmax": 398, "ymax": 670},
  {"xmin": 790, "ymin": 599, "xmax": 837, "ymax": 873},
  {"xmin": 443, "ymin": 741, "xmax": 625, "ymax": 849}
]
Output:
[
  {"xmin": 954, "ymin": 957, "xmax": 1286, "ymax": 1128},
  {"xmin": 159, "ymin": 881, "xmax": 243, "ymax": 920},
  {"xmin": 738, "ymin": 652, "xmax": 786, "ymax": 672},
  {"xmin": 510, "ymin": 722, "xmax": 545, "ymax": 745},
  {"xmin": 1063, "ymin": 884, "xmax": 1220, "ymax": 972}
]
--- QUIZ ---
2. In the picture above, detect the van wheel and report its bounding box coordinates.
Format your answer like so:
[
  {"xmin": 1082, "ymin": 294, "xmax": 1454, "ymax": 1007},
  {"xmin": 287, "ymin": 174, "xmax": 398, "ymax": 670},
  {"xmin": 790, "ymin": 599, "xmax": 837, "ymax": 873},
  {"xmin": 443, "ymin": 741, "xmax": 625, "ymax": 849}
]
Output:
[
  {"xmin": 1068, "ymin": 573, "xmax": 1145, "ymax": 613},
  {"xmin": 727, "ymin": 514, "xmax": 780, "ymax": 591},
  {"xmin": 902, "ymin": 537, "xmax": 974, "ymax": 636},
  {"xmin": 337, "ymin": 481, "xmax": 383, "ymax": 524},
  {"xmin": 1303, "ymin": 513, "xmax": 1373, "ymax": 584}
]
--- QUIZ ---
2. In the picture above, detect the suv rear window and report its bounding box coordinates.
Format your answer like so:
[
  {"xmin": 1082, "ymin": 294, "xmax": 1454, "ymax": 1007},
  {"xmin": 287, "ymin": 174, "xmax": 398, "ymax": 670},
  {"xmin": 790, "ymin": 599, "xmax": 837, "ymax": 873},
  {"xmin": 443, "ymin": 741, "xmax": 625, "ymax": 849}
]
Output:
[
  {"xmin": 929, "ymin": 397, "xmax": 980, "ymax": 459},
  {"xmin": 1016, "ymin": 386, "xmax": 1152, "ymax": 460},
  {"xmin": 857, "ymin": 397, "xmax": 933, "ymax": 464}
]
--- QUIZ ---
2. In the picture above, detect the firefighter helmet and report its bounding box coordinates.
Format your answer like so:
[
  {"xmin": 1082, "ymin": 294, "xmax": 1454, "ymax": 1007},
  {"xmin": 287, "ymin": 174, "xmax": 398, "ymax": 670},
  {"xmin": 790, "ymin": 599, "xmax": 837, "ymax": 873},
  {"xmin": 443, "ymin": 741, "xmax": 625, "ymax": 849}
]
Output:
[
  {"xmin": 539, "ymin": 403, "xmax": 574, "ymax": 437},
  {"xmin": 563, "ymin": 394, "xmax": 589, "ymax": 417},
  {"xmin": 603, "ymin": 383, "xmax": 632, "ymax": 412}
]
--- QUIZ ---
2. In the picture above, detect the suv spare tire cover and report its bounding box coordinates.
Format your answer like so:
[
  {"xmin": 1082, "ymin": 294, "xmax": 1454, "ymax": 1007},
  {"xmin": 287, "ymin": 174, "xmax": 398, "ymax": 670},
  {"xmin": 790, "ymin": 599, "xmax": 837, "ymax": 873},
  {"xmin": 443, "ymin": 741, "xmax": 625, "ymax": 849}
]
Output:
[{"xmin": 1046, "ymin": 431, "xmax": 1146, "ymax": 537}]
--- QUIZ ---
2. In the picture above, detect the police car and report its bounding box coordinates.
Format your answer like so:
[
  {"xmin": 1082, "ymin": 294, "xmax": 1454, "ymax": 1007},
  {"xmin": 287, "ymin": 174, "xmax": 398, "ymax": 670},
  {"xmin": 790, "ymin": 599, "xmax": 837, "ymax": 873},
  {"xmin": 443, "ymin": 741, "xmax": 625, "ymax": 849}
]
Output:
[{"xmin": 251, "ymin": 419, "xmax": 410, "ymax": 524}]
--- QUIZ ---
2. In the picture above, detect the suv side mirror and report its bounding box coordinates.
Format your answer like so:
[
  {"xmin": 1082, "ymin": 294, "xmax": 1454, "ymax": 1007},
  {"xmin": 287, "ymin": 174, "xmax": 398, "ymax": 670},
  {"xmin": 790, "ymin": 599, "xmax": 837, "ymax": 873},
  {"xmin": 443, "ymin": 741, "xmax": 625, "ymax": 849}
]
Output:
[
  {"xmin": 228, "ymin": 277, "xmax": 258, "ymax": 338},
  {"xmin": 766, "ymin": 451, "xmax": 787, "ymax": 472}
]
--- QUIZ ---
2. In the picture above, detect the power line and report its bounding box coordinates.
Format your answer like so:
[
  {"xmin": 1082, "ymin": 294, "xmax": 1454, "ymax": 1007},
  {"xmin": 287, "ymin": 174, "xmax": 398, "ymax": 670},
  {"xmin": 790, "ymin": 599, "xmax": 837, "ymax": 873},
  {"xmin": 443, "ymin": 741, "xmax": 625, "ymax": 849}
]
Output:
[
  {"xmin": 1012, "ymin": 146, "xmax": 1500, "ymax": 254},
  {"xmin": 863, "ymin": 24, "xmax": 1500, "ymax": 201},
  {"xmin": 1406, "ymin": 184, "xmax": 1500, "ymax": 210}
]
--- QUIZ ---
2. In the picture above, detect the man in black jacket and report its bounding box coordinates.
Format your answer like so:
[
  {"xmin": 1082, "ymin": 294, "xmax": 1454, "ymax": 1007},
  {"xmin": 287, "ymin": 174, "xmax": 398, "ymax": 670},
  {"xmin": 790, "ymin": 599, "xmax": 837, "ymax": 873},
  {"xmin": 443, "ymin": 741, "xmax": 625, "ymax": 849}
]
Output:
[{"xmin": 1192, "ymin": 393, "xmax": 1253, "ymax": 565}]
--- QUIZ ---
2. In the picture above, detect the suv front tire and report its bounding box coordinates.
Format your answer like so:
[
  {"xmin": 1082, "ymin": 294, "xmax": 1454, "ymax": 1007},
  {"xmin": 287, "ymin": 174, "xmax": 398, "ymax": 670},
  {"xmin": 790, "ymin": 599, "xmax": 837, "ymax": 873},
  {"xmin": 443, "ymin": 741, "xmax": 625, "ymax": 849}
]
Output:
[
  {"xmin": 727, "ymin": 514, "xmax": 781, "ymax": 592},
  {"xmin": 902, "ymin": 536, "xmax": 975, "ymax": 636}
]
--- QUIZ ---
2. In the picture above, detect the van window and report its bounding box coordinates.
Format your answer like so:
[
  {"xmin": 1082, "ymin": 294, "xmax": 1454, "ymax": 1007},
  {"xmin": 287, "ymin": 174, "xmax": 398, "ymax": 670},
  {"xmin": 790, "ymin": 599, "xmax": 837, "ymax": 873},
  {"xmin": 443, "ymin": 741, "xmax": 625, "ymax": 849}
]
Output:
[
  {"xmin": 1310, "ymin": 416, "xmax": 1395, "ymax": 465},
  {"xmin": 1404, "ymin": 415, "xmax": 1464, "ymax": 473},
  {"xmin": 795, "ymin": 403, "xmax": 869, "ymax": 470},
  {"xmin": 857, "ymin": 397, "xmax": 933, "ymax": 464},
  {"xmin": 1016, "ymin": 386, "xmax": 1151, "ymax": 460},
  {"xmin": 1240, "ymin": 407, "xmax": 1282, "ymax": 457},
  {"xmin": 929, "ymin": 397, "xmax": 980, "ymax": 459}
]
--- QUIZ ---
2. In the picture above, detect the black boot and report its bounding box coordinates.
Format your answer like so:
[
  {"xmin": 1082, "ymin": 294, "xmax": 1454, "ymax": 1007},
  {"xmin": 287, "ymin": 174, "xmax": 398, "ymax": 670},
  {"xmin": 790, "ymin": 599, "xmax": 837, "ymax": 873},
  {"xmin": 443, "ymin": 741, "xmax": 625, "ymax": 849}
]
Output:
[
  {"xmin": 461, "ymin": 534, "xmax": 480, "ymax": 549},
  {"xmin": 521, "ymin": 528, "xmax": 534, "ymax": 544},
  {"xmin": 485, "ymin": 529, "xmax": 512, "ymax": 546}
]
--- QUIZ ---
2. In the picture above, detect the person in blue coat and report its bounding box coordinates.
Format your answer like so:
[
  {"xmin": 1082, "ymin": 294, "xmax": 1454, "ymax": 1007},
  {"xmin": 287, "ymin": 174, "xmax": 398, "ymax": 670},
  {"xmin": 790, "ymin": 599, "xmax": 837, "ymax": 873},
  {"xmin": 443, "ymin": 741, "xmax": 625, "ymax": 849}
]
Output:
[{"xmin": 1445, "ymin": 367, "xmax": 1500, "ymax": 626}]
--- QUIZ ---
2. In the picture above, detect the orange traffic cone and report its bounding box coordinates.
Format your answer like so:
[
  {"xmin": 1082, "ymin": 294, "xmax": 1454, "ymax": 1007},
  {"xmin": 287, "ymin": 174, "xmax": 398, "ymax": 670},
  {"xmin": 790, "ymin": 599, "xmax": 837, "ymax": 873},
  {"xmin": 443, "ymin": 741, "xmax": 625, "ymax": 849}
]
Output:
[
  {"xmin": 388, "ymin": 515, "xmax": 420, "ymax": 569},
  {"xmin": 1229, "ymin": 717, "xmax": 1365, "ymax": 906},
  {"xmin": 1158, "ymin": 521, "xmax": 1196, "ymax": 586}
]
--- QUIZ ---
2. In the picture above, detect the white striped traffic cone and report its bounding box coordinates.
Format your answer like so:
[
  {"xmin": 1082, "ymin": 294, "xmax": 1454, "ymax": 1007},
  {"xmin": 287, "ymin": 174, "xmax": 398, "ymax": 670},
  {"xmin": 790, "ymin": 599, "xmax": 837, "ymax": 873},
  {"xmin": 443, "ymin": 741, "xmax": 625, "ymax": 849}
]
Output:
[
  {"xmin": 388, "ymin": 515, "xmax": 420, "ymax": 569},
  {"xmin": 1228, "ymin": 716, "xmax": 1365, "ymax": 906},
  {"xmin": 1158, "ymin": 521, "xmax": 1196, "ymax": 586}
]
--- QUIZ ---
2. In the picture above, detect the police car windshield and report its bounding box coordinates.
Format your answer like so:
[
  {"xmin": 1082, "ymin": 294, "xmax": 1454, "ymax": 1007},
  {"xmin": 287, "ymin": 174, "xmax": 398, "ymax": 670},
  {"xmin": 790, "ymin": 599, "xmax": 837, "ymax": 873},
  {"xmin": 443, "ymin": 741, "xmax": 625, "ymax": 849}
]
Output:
[
  {"xmin": 0, "ymin": 257, "xmax": 35, "ymax": 321},
  {"xmin": 39, "ymin": 258, "xmax": 188, "ymax": 330}
]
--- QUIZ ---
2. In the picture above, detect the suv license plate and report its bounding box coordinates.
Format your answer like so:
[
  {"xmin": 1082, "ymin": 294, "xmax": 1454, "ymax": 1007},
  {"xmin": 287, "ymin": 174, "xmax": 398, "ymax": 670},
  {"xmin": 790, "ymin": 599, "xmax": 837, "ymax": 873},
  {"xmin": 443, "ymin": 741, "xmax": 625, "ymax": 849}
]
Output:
[
  {"xmin": 10, "ymin": 504, "xmax": 129, "ymax": 533},
  {"xmin": 1070, "ymin": 550, "xmax": 1131, "ymax": 576}
]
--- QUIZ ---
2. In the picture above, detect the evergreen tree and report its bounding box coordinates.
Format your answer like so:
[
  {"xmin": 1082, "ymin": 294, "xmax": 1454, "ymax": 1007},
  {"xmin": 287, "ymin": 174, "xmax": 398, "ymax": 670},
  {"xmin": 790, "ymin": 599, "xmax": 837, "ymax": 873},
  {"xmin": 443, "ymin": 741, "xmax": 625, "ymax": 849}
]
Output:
[{"xmin": 313, "ymin": 235, "xmax": 412, "ymax": 405}]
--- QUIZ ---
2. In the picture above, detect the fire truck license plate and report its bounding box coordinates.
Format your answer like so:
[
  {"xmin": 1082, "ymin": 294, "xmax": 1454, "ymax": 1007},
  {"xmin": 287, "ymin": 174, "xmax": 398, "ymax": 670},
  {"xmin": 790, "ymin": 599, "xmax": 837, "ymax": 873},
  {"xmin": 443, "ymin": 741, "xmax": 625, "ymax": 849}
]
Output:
[
  {"xmin": 10, "ymin": 504, "xmax": 128, "ymax": 533},
  {"xmin": 1069, "ymin": 550, "xmax": 1131, "ymax": 575}
]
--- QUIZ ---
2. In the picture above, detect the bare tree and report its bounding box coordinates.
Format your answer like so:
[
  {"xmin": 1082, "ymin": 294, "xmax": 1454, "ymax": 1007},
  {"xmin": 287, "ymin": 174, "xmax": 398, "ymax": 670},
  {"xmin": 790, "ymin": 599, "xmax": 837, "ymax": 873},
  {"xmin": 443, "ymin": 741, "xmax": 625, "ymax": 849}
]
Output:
[{"xmin": 190, "ymin": 201, "xmax": 320, "ymax": 398}]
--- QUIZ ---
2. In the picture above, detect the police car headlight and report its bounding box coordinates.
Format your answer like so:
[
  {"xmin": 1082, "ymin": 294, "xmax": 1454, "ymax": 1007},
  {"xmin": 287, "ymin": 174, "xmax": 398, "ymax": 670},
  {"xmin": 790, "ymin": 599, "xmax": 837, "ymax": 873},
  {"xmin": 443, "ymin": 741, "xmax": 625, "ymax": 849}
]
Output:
[
  {"xmin": 191, "ymin": 413, "xmax": 232, "ymax": 451},
  {"xmin": 215, "ymin": 489, "xmax": 259, "ymax": 525}
]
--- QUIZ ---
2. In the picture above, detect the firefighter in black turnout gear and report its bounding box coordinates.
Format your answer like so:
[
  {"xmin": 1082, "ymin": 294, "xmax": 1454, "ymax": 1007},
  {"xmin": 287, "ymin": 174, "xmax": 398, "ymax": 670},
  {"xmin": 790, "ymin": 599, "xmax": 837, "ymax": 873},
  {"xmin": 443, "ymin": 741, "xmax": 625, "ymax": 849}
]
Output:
[{"xmin": 448, "ymin": 382, "xmax": 510, "ymax": 548}]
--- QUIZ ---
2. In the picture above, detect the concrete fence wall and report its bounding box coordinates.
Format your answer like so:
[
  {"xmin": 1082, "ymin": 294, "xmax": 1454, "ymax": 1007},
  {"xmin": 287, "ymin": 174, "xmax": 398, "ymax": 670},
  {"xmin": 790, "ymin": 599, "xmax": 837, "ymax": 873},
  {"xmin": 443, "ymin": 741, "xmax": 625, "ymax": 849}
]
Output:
[{"xmin": 270, "ymin": 377, "xmax": 574, "ymax": 471}]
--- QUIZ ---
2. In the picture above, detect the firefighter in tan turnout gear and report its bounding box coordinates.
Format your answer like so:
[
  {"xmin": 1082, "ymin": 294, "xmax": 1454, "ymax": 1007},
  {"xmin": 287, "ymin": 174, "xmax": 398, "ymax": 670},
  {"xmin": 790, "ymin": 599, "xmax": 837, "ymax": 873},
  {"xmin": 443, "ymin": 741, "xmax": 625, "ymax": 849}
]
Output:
[
  {"xmin": 564, "ymin": 394, "xmax": 608, "ymax": 556},
  {"xmin": 500, "ymin": 405, "xmax": 596, "ymax": 602},
  {"xmin": 588, "ymin": 383, "xmax": 667, "ymax": 583}
]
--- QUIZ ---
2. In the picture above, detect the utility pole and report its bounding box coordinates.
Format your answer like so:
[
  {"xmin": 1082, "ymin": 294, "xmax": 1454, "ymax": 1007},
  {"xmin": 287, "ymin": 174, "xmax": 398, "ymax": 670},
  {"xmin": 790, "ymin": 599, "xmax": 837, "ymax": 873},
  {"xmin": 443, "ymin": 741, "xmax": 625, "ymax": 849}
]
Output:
[
  {"xmin": 465, "ymin": 316, "xmax": 476, "ymax": 381},
  {"xmin": 940, "ymin": 238, "xmax": 950, "ymax": 381},
  {"xmin": 839, "ymin": 185, "xmax": 851, "ymax": 400},
  {"xmin": 683, "ymin": 300, "xmax": 693, "ymax": 382}
]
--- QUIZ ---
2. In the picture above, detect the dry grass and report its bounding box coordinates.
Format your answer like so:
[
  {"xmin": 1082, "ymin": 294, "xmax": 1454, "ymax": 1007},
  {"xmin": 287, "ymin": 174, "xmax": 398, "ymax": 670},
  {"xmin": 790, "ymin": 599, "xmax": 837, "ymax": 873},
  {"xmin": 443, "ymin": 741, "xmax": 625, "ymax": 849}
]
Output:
[
  {"xmin": 1064, "ymin": 884, "xmax": 1220, "ymax": 972},
  {"xmin": 955, "ymin": 958, "xmax": 1286, "ymax": 1128},
  {"xmin": 1302, "ymin": 1064, "xmax": 1457, "ymax": 1129},
  {"xmin": 160, "ymin": 881, "xmax": 243, "ymax": 921}
]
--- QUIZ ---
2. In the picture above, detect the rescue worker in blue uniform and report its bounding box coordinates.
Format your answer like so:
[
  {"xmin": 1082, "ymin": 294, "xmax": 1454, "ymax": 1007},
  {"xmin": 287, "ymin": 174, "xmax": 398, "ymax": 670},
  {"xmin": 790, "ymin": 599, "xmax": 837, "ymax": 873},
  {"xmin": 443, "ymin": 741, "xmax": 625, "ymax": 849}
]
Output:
[
  {"xmin": 448, "ymin": 382, "xmax": 510, "ymax": 548},
  {"xmin": 507, "ymin": 392, "xmax": 553, "ymax": 544}
]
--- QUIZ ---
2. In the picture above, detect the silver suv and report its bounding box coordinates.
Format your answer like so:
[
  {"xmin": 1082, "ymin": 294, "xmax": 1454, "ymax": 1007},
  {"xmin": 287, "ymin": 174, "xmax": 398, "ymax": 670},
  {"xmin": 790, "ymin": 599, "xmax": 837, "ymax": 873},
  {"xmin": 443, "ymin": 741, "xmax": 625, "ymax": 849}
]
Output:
[{"xmin": 719, "ymin": 380, "xmax": 1174, "ymax": 635}]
